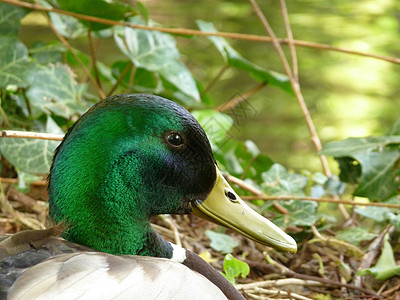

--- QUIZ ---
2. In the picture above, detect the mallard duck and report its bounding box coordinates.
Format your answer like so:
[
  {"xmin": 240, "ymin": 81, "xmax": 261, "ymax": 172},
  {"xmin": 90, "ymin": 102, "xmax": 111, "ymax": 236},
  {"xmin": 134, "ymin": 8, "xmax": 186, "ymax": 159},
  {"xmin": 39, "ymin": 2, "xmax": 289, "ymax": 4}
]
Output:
[{"xmin": 0, "ymin": 94, "xmax": 296, "ymax": 300}]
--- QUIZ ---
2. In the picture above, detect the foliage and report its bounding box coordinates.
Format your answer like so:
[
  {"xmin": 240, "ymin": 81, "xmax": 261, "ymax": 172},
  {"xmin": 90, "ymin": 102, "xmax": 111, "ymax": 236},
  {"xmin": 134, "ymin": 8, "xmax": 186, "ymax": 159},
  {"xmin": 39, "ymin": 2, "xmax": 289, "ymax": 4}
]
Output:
[
  {"xmin": 222, "ymin": 254, "xmax": 250, "ymax": 285},
  {"xmin": 0, "ymin": 0, "xmax": 400, "ymax": 289},
  {"xmin": 358, "ymin": 233, "xmax": 400, "ymax": 280},
  {"xmin": 205, "ymin": 230, "xmax": 238, "ymax": 254}
]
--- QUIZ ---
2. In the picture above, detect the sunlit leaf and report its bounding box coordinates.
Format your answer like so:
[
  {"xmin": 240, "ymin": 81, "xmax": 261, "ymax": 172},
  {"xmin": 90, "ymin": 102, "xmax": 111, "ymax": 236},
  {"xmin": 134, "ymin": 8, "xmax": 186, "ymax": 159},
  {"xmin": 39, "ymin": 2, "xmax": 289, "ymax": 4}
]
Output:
[
  {"xmin": 196, "ymin": 20, "xmax": 291, "ymax": 94},
  {"xmin": 26, "ymin": 64, "xmax": 88, "ymax": 118},
  {"xmin": 0, "ymin": 36, "xmax": 31, "ymax": 88},
  {"xmin": 205, "ymin": 230, "xmax": 238, "ymax": 254},
  {"xmin": 0, "ymin": 2, "xmax": 29, "ymax": 35},
  {"xmin": 222, "ymin": 254, "xmax": 250, "ymax": 285}
]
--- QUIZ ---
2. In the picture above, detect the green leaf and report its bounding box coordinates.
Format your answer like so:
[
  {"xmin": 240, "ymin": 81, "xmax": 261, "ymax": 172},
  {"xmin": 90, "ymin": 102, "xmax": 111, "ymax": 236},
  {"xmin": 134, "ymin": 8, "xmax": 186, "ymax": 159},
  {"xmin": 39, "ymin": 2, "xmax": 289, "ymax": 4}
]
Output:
[
  {"xmin": 57, "ymin": 0, "xmax": 136, "ymax": 31},
  {"xmin": 26, "ymin": 64, "xmax": 88, "ymax": 118},
  {"xmin": 0, "ymin": 2, "xmax": 29, "ymax": 36},
  {"xmin": 192, "ymin": 110, "xmax": 233, "ymax": 150},
  {"xmin": 222, "ymin": 254, "xmax": 250, "ymax": 285},
  {"xmin": 358, "ymin": 234, "xmax": 400, "ymax": 280},
  {"xmin": 29, "ymin": 41, "xmax": 65, "ymax": 64},
  {"xmin": 336, "ymin": 227, "xmax": 377, "ymax": 246},
  {"xmin": 0, "ymin": 36, "xmax": 31, "ymax": 88},
  {"xmin": 205, "ymin": 230, "xmax": 238, "ymax": 254},
  {"xmin": 114, "ymin": 17, "xmax": 199, "ymax": 102},
  {"xmin": 353, "ymin": 151, "xmax": 400, "ymax": 200},
  {"xmin": 274, "ymin": 200, "xmax": 317, "ymax": 227},
  {"xmin": 355, "ymin": 197, "xmax": 400, "ymax": 222},
  {"xmin": 320, "ymin": 136, "xmax": 400, "ymax": 157},
  {"xmin": 0, "ymin": 117, "xmax": 62, "ymax": 174},
  {"xmin": 196, "ymin": 20, "xmax": 291, "ymax": 94},
  {"xmin": 261, "ymin": 163, "xmax": 309, "ymax": 195}
]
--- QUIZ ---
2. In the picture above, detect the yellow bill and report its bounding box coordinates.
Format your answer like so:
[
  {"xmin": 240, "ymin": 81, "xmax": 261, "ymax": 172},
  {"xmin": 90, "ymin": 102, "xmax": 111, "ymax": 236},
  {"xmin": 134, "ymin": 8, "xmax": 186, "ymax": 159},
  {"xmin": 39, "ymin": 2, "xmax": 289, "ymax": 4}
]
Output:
[{"xmin": 192, "ymin": 166, "xmax": 297, "ymax": 253}]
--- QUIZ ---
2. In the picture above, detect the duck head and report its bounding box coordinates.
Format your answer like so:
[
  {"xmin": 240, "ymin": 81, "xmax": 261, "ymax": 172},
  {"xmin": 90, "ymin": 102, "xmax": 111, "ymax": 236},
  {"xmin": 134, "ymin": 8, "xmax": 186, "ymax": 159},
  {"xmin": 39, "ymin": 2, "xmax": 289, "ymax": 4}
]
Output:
[{"xmin": 48, "ymin": 94, "xmax": 296, "ymax": 257}]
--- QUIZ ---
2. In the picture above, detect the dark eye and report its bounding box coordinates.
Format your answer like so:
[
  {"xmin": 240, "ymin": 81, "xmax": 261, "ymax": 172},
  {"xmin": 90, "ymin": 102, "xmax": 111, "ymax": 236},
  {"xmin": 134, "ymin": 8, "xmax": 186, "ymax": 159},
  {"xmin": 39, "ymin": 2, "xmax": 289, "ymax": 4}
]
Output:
[{"xmin": 166, "ymin": 132, "xmax": 184, "ymax": 147}]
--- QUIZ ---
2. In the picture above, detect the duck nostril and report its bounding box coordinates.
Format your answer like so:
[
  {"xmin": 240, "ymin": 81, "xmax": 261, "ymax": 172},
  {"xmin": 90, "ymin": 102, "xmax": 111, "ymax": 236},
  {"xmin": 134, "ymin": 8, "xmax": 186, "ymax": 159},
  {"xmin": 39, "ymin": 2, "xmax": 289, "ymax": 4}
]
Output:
[{"xmin": 225, "ymin": 190, "xmax": 237, "ymax": 202}]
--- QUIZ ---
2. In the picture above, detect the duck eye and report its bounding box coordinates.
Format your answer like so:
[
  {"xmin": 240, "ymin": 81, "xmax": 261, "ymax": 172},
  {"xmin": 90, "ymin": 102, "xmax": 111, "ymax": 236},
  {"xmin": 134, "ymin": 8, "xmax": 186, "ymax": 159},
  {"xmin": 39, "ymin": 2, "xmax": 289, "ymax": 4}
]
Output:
[{"xmin": 166, "ymin": 132, "xmax": 184, "ymax": 147}]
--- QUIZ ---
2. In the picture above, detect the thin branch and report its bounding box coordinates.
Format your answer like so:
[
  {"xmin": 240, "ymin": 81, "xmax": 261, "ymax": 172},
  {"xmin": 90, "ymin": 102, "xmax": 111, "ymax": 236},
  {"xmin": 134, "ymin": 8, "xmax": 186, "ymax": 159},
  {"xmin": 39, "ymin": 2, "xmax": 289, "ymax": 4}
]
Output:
[
  {"xmin": 0, "ymin": 177, "xmax": 47, "ymax": 186},
  {"xmin": 248, "ymin": 0, "xmax": 330, "ymax": 174},
  {"xmin": 279, "ymin": 0, "xmax": 298, "ymax": 81},
  {"xmin": 217, "ymin": 82, "xmax": 267, "ymax": 112},
  {"xmin": 242, "ymin": 195, "xmax": 400, "ymax": 209},
  {"xmin": 1, "ymin": 130, "xmax": 63, "ymax": 141},
  {"xmin": 2, "ymin": 0, "xmax": 400, "ymax": 66},
  {"xmin": 265, "ymin": 254, "xmax": 379, "ymax": 297},
  {"xmin": 107, "ymin": 61, "xmax": 133, "ymax": 97},
  {"xmin": 128, "ymin": 65, "xmax": 137, "ymax": 94},
  {"xmin": 42, "ymin": 10, "xmax": 106, "ymax": 99},
  {"xmin": 248, "ymin": 0, "xmax": 350, "ymax": 219},
  {"xmin": 88, "ymin": 28, "xmax": 102, "ymax": 89}
]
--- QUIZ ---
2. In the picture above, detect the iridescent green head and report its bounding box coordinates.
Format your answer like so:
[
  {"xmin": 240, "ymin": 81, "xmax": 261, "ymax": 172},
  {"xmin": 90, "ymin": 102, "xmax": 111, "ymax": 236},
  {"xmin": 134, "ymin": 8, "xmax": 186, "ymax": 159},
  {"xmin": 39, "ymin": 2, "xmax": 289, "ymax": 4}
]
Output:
[
  {"xmin": 49, "ymin": 94, "xmax": 216, "ymax": 255},
  {"xmin": 48, "ymin": 94, "xmax": 297, "ymax": 257}
]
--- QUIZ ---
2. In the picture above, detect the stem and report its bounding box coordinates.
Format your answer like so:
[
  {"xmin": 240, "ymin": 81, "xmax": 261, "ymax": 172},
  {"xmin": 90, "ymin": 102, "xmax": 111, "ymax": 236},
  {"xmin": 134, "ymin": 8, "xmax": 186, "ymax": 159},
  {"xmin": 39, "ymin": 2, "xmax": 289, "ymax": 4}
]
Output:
[
  {"xmin": 217, "ymin": 82, "xmax": 266, "ymax": 112},
  {"xmin": 2, "ymin": 0, "xmax": 400, "ymax": 65},
  {"xmin": 88, "ymin": 28, "xmax": 102, "ymax": 89},
  {"xmin": 128, "ymin": 65, "xmax": 137, "ymax": 94},
  {"xmin": 279, "ymin": 0, "xmax": 298, "ymax": 81}
]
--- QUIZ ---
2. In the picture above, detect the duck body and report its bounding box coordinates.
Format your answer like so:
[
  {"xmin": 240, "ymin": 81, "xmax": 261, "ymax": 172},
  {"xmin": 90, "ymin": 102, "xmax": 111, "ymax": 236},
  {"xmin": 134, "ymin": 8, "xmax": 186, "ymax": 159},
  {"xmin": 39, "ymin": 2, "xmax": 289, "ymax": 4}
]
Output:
[{"xmin": 0, "ymin": 94, "xmax": 296, "ymax": 299}]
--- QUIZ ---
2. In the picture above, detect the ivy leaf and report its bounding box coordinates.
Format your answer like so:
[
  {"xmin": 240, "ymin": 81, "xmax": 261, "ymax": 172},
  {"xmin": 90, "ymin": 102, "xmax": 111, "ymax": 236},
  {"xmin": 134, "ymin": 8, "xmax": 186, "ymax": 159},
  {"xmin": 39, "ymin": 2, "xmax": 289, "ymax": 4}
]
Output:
[
  {"xmin": 321, "ymin": 136, "xmax": 400, "ymax": 200},
  {"xmin": 0, "ymin": 36, "xmax": 31, "ymax": 88},
  {"xmin": 320, "ymin": 136, "xmax": 400, "ymax": 157},
  {"xmin": 353, "ymin": 151, "xmax": 400, "ymax": 200},
  {"xmin": 0, "ymin": 2, "xmax": 29, "ymax": 36},
  {"xmin": 205, "ymin": 230, "xmax": 238, "ymax": 254},
  {"xmin": 261, "ymin": 163, "xmax": 309, "ymax": 195},
  {"xmin": 26, "ymin": 64, "xmax": 87, "ymax": 118},
  {"xmin": 56, "ymin": 0, "xmax": 136, "ymax": 31},
  {"xmin": 196, "ymin": 20, "xmax": 291, "ymax": 94},
  {"xmin": 336, "ymin": 227, "xmax": 377, "ymax": 246},
  {"xmin": 114, "ymin": 17, "xmax": 200, "ymax": 102},
  {"xmin": 355, "ymin": 197, "xmax": 400, "ymax": 222},
  {"xmin": 274, "ymin": 200, "xmax": 317, "ymax": 227},
  {"xmin": 358, "ymin": 234, "xmax": 400, "ymax": 280},
  {"xmin": 0, "ymin": 117, "xmax": 62, "ymax": 174},
  {"xmin": 222, "ymin": 254, "xmax": 250, "ymax": 285},
  {"xmin": 29, "ymin": 41, "xmax": 65, "ymax": 64}
]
